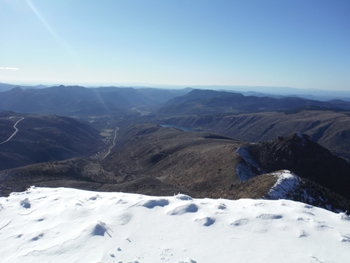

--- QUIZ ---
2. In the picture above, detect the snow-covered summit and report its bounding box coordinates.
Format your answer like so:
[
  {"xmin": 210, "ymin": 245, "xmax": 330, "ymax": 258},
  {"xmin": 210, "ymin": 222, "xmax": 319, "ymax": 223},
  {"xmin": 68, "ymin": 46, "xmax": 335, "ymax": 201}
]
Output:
[{"xmin": 1, "ymin": 187, "xmax": 350, "ymax": 263}]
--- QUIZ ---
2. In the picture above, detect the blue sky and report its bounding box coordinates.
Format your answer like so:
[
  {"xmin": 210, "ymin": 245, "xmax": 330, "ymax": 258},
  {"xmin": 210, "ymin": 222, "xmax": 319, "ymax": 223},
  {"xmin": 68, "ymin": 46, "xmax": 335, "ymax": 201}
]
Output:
[{"xmin": 1, "ymin": 0, "xmax": 349, "ymax": 90}]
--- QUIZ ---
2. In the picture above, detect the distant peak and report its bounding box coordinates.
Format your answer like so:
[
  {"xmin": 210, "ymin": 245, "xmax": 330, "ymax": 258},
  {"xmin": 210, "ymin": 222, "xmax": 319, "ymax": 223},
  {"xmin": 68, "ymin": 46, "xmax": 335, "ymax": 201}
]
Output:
[{"xmin": 11, "ymin": 87, "xmax": 23, "ymax": 91}]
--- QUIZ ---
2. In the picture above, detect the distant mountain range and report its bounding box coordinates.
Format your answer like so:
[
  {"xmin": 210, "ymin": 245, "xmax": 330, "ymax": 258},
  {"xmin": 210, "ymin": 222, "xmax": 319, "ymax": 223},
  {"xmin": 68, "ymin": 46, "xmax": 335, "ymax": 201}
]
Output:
[
  {"xmin": 159, "ymin": 89, "xmax": 350, "ymax": 115},
  {"xmin": 2, "ymin": 84, "xmax": 350, "ymax": 116},
  {"xmin": 191, "ymin": 85, "xmax": 350, "ymax": 101},
  {"xmin": 2, "ymin": 81, "xmax": 350, "ymax": 101},
  {"xmin": 0, "ymin": 82, "xmax": 48, "ymax": 92},
  {"xmin": 0, "ymin": 85, "xmax": 190, "ymax": 116}
]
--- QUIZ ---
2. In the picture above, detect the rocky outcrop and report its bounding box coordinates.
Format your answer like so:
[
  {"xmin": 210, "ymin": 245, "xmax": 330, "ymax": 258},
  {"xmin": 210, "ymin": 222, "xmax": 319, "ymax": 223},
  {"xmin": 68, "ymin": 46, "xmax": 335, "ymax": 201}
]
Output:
[{"xmin": 245, "ymin": 133, "xmax": 350, "ymax": 199}]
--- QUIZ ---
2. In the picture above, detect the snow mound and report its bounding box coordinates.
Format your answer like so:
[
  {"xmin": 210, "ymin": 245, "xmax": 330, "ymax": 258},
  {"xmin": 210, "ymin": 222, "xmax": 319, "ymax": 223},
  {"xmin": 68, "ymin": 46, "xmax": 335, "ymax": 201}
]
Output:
[
  {"xmin": 256, "ymin": 214, "xmax": 283, "ymax": 220},
  {"xmin": 231, "ymin": 218, "xmax": 250, "ymax": 226},
  {"xmin": 265, "ymin": 170, "xmax": 300, "ymax": 199},
  {"xmin": 91, "ymin": 221, "xmax": 110, "ymax": 236},
  {"xmin": 116, "ymin": 213, "xmax": 132, "ymax": 225},
  {"xmin": 175, "ymin": 194, "xmax": 193, "ymax": 201},
  {"xmin": 0, "ymin": 186, "xmax": 350, "ymax": 262},
  {"xmin": 177, "ymin": 258, "xmax": 197, "ymax": 263},
  {"xmin": 193, "ymin": 217, "xmax": 216, "ymax": 226},
  {"xmin": 139, "ymin": 198, "xmax": 169, "ymax": 208},
  {"xmin": 20, "ymin": 198, "xmax": 31, "ymax": 208},
  {"xmin": 167, "ymin": 203, "xmax": 199, "ymax": 215}
]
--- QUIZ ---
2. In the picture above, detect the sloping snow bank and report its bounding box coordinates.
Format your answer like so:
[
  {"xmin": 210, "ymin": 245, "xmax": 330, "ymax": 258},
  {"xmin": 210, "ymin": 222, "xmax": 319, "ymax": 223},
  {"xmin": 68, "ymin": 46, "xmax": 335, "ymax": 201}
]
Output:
[
  {"xmin": 0, "ymin": 187, "xmax": 350, "ymax": 263},
  {"xmin": 265, "ymin": 170, "xmax": 300, "ymax": 199}
]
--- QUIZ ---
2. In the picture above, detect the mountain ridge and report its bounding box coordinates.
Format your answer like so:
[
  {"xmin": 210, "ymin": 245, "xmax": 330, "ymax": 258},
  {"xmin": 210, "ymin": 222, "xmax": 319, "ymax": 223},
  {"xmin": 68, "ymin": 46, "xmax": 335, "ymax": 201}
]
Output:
[{"xmin": 159, "ymin": 89, "xmax": 350, "ymax": 115}]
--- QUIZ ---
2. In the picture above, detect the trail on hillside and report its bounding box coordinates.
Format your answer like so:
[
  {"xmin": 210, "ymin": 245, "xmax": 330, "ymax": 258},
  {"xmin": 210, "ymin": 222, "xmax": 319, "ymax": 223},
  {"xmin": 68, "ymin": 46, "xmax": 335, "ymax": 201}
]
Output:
[{"xmin": 0, "ymin": 117, "xmax": 24, "ymax": 145}]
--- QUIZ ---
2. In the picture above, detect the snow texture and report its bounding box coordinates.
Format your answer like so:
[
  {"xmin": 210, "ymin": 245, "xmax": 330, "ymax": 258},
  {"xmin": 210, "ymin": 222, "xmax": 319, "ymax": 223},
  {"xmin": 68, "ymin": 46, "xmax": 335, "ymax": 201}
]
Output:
[{"xmin": 0, "ymin": 186, "xmax": 350, "ymax": 262}]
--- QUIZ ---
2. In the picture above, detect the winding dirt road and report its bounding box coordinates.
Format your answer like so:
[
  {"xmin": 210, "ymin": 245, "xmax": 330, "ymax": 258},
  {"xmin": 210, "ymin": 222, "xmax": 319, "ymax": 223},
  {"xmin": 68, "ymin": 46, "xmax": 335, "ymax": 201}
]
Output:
[{"xmin": 0, "ymin": 117, "xmax": 24, "ymax": 145}]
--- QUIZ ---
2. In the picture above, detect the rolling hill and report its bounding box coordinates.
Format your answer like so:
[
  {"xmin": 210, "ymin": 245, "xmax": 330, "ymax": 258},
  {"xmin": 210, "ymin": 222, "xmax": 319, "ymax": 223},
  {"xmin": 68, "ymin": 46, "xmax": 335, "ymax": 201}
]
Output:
[{"xmin": 0, "ymin": 111, "xmax": 103, "ymax": 170}]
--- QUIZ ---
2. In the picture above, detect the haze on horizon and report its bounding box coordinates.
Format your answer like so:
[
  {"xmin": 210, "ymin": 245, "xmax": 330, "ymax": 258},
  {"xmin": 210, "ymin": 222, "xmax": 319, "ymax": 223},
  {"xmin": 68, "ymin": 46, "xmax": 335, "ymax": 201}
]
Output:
[{"xmin": 1, "ymin": 0, "xmax": 349, "ymax": 91}]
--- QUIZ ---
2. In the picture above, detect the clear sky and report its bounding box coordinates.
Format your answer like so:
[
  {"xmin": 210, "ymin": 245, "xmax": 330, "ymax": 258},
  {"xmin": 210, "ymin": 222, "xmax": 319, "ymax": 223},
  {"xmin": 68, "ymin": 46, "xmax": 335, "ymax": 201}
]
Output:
[{"xmin": 1, "ymin": 0, "xmax": 349, "ymax": 90}]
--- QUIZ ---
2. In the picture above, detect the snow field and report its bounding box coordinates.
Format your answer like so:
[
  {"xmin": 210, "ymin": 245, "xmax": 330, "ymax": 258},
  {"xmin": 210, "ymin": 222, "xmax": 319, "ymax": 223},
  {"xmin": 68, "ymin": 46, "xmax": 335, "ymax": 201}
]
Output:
[{"xmin": 0, "ymin": 187, "xmax": 349, "ymax": 263}]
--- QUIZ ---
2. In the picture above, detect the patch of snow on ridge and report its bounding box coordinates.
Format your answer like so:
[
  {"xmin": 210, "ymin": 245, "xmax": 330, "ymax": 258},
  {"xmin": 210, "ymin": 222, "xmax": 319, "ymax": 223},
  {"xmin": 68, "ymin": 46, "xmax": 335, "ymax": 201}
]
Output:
[
  {"xmin": 265, "ymin": 170, "xmax": 300, "ymax": 199},
  {"xmin": 236, "ymin": 147, "xmax": 266, "ymax": 181}
]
